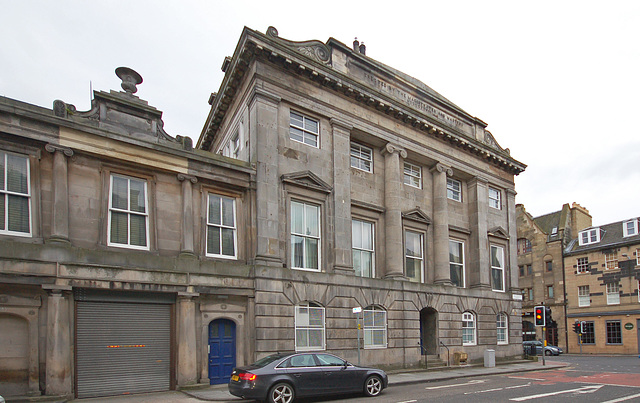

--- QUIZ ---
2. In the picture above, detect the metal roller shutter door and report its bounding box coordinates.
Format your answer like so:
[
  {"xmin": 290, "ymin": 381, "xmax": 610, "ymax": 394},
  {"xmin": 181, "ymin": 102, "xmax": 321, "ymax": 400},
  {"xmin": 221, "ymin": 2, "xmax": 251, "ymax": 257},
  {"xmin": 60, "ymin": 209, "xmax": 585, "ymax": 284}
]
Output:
[{"xmin": 76, "ymin": 301, "xmax": 171, "ymax": 398}]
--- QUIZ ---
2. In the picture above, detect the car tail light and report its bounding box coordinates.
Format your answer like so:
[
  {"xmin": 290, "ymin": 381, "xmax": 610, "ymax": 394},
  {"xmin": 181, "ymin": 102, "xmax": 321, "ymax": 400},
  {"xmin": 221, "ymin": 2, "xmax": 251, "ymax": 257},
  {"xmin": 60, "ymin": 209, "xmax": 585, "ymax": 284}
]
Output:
[{"xmin": 238, "ymin": 373, "xmax": 257, "ymax": 381}]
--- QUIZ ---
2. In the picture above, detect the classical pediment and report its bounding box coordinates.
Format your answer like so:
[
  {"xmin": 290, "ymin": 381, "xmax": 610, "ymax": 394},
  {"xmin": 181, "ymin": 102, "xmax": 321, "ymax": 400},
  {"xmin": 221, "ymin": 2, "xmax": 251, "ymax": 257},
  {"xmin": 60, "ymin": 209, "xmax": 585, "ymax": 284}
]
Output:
[
  {"xmin": 402, "ymin": 207, "xmax": 432, "ymax": 225},
  {"xmin": 281, "ymin": 171, "xmax": 332, "ymax": 194},
  {"xmin": 488, "ymin": 226, "xmax": 509, "ymax": 240}
]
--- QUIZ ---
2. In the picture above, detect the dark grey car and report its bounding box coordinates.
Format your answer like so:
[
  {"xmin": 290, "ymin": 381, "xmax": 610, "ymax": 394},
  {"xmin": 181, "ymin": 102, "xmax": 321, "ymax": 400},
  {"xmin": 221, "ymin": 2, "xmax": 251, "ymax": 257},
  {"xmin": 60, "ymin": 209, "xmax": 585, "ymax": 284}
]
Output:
[{"xmin": 228, "ymin": 352, "xmax": 388, "ymax": 403}]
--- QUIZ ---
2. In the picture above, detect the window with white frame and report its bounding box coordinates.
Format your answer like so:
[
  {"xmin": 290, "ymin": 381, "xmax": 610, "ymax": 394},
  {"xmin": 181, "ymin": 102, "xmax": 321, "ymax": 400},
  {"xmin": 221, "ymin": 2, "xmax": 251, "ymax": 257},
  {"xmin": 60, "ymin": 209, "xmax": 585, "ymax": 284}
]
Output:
[
  {"xmin": 496, "ymin": 312, "xmax": 508, "ymax": 345},
  {"xmin": 637, "ymin": 249, "xmax": 640, "ymax": 265},
  {"xmin": 578, "ymin": 228, "xmax": 600, "ymax": 246},
  {"xmin": 578, "ymin": 285, "xmax": 590, "ymax": 307},
  {"xmin": 352, "ymin": 219, "xmax": 374, "ymax": 278},
  {"xmin": 350, "ymin": 143, "xmax": 372, "ymax": 172},
  {"xmin": 290, "ymin": 111, "xmax": 319, "ymax": 147},
  {"xmin": 405, "ymin": 230, "xmax": 424, "ymax": 282},
  {"xmin": 363, "ymin": 306, "xmax": 387, "ymax": 348},
  {"xmin": 295, "ymin": 302, "xmax": 325, "ymax": 351},
  {"xmin": 0, "ymin": 152, "xmax": 31, "ymax": 236},
  {"xmin": 291, "ymin": 201, "xmax": 320, "ymax": 271},
  {"xmin": 206, "ymin": 194, "xmax": 237, "ymax": 258},
  {"xmin": 490, "ymin": 245, "xmax": 505, "ymax": 292},
  {"xmin": 488, "ymin": 187, "xmax": 501, "ymax": 209},
  {"xmin": 449, "ymin": 240, "xmax": 465, "ymax": 287},
  {"xmin": 108, "ymin": 174, "xmax": 149, "ymax": 250},
  {"xmin": 605, "ymin": 251, "xmax": 618, "ymax": 270},
  {"xmin": 623, "ymin": 219, "xmax": 639, "ymax": 237},
  {"xmin": 447, "ymin": 178, "xmax": 461, "ymax": 202},
  {"xmin": 606, "ymin": 282, "xmax": 620, "ymax": 305},
  {"xmin": 462, "ymin": 312, "xmax": 476, "ymax": 345},
  {"xmin": 403, "ymin": 162, "xmax": 422, "ymax": 189},
  {"xmin": 577, "ymin": 257, "xmax": 589, "ymax": 273}
]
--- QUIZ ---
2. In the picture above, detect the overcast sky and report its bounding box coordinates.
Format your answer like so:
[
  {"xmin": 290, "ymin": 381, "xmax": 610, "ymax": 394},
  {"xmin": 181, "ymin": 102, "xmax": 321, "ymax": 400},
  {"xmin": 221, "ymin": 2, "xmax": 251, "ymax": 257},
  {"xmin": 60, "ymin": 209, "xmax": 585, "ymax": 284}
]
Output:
[{"xmin": 2, "ymin": 1, "xmax": 638, "ymax": 227}]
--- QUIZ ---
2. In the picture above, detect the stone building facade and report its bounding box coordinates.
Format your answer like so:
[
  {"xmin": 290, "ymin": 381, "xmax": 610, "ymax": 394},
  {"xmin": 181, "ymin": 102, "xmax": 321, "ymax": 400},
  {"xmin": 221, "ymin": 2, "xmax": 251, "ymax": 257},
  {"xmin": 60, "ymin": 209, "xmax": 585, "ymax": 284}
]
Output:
[
  {"xmin": 0, "ymin": 26, "xmax": 527, "ymax": 400},
  {"xmin": 0, "ymin": 69, "xmax": 255, "ymax": 399},
  {"xmin": 198, "ymin": 27, "xmax": 526, "ymax": 374},
  {"xmin": 516, "ymin": 203, "xmax": 592, "ymax": 351},
  {"xmin": 564, "ymin": 217, "xmax": 640, "ymax": 354}
]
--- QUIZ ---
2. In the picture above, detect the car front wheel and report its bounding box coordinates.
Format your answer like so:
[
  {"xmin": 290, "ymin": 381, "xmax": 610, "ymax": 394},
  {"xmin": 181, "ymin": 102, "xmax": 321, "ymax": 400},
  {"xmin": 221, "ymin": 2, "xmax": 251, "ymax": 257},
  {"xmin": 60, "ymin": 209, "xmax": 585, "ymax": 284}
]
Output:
[
  {"xmin": 364, "ymin": 375, "xmax": 383, "ymax": 397},
  {"xmin": 268, "ymin": 383, "xmax": 295, "ymax": 403}
]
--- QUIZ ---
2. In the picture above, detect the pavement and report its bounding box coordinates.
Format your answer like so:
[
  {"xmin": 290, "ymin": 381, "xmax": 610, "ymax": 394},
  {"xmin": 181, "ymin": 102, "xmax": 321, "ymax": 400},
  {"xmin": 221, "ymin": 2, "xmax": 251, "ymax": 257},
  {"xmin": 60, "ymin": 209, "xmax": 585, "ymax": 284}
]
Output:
[{"xmin": 179, "ymin": 359, "xmax": 568, "ymax": 402}]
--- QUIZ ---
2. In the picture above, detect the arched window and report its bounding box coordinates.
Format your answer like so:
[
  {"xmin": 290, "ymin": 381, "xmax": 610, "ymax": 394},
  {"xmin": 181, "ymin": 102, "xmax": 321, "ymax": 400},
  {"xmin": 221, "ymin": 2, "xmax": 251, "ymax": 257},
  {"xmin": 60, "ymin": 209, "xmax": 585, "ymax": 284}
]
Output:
[
  {"xmin": 462, "ymin": 312, "xmax": 476, "ymax": 346},
  {"xmin": 363, "ymin": 306, "xmax": 387, "ymax": 348},
  {"xmin": 497, "ymin": 312, "xmax": 508, "ymax": 345},
  {"xmin": 295, "ymin": 301, "xmax": 325, "ymax": 351}
]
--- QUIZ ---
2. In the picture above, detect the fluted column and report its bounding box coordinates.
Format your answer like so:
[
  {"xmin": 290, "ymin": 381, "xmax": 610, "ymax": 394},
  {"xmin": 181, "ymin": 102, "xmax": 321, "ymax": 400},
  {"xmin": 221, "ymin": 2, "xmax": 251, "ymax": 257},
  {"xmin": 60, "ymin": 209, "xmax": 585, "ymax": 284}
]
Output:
[
  {"xmin": 506, "ymin": 188, "xmax": 519, "ymax": 292},
  {"xmin": 383, "ymin": 143, "xmax": 407, "ymax": 279},
  {"xmin": 331, "ymin": 118, "xmax": 354, "ymax": 274},
  {"xmin": 44, "ymin": 285, "xmax": 72, "ymax": 397},
  {"xmin": 468, "ymin": 176, "xmax": 490, "ymax": 289},
  {"xmin": 178, "ymin": 174, "xmax": 198, "ymax": 257},
  {"xmin": 45, "ymin": 144, "xmax": 73, "ymax": 243},
  {"xmin": 250, "ymin": 87, "xmax": 282, "ymax": 266},
  {"xmin": 431, "ymin": 163, "xmax": 452, "ymax": 285},
  {"xmin": 177, "ymin": 292, "xmax": 199, "ymax": 385}
]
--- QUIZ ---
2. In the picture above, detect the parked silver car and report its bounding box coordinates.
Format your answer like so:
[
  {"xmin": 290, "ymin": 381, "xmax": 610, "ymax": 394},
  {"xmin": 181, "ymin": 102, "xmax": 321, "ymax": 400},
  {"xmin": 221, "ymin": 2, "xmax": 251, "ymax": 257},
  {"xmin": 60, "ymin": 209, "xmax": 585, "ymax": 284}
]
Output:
[{"xmin": 523, "ymin": 340, "xmax": 563, "ymax": 356}]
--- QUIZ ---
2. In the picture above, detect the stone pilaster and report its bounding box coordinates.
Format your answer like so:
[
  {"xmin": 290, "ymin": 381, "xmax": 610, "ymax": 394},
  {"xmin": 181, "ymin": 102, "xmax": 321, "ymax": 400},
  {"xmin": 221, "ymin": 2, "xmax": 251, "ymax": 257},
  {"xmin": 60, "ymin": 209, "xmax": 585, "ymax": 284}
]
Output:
[
  {"xmin": 250, "ymin": 87, "xmax": 283, "ymax": 267},
  {"xmin": 382, "ymin": 143, "xmax": 407, "ymax": 279},
  {"xmin": 468, "ymin": 176, "xmax": 491, "ymax": 289},
  {"xmin": 177, "ymin": 292, "xmax": 199, "ymax": 386},
  {"xmin": 506, "ymin": 188, "xmax": 519, "ymax": 292},
  {"xmin": 177, "ymin": 174, "xmax": 198, "ymax": 257},
  {"xmin": 43, "ymin": 285, "xmax": 72, "ymax": 397},
  {"xmin": 45, "ymin": 144, "xmax": 73, "ymax": 244},
  {"xmin": 431, "ymin": 163, "xmax": 452, "ymax": 285},
  {"xmin": 330, "ymin": 118, "xmax": 354, "ymax": 274}
]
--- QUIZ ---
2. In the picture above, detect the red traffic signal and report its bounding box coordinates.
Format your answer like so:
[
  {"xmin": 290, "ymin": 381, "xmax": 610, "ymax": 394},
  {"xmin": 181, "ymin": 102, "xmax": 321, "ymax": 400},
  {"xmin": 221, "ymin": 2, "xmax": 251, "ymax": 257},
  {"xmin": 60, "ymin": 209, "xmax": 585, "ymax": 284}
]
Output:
[
  {"xmin": 573, "ymin": 322, "xmax": 581, "ymax": 333},
  {"xmin": 534, "ymin": 306, "xmax": 545, "ymax": 326}
]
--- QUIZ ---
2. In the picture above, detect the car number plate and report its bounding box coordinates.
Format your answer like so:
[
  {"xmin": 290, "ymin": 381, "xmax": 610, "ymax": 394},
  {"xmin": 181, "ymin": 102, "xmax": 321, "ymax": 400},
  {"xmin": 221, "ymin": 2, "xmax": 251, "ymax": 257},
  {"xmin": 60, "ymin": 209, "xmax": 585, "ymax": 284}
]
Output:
[{"xmin": 231, "ymin": 375, "xmax": 239, "ymax": 382}]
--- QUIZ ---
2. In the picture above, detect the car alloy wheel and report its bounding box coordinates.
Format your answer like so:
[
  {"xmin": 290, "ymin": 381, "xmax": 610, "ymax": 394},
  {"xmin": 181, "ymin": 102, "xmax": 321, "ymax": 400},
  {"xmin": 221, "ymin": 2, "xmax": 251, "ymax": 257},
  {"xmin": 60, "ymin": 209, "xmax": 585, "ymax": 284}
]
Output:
[
  {"xmin": 269, "ymin": 382, "xmax": 295, "ymax": 403},
  {"xmin": 545, "ymin": 350, "xmax": 552, "ymax": 356},
  {"xmin": 364, "ymin": 375, "xmax": 383, "ymax": 397}
]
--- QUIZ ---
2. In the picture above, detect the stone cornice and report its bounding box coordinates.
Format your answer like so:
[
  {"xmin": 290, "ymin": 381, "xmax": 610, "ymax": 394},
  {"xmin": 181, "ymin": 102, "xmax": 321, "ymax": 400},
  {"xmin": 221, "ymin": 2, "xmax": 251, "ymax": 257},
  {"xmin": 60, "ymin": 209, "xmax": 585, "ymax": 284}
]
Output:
[{"xmin": 197, "ymin": 27, "xmax": 527, "ymax": 176}]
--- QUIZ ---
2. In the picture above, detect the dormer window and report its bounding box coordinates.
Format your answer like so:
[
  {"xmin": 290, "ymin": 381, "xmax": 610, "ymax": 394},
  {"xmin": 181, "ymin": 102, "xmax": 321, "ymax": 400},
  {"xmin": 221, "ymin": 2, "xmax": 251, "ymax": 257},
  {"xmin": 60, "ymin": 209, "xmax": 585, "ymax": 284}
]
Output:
[
  {"xmin": 578, "ymin": 228, "xmax": 600, "ymax": 246},
  {"xmin": 551, "ymin": 227, "xmax": 558, "ymax": 235},
  {"xmin": 623, "ymin": 219, "xmax": 639, "ymax": 237}
]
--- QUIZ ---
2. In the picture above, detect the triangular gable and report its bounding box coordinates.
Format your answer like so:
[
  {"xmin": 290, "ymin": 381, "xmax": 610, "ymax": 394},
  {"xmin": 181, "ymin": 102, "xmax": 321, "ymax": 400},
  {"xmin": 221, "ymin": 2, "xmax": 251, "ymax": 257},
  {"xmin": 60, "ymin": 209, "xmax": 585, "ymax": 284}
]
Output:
[
  {"xmin": 281, "ymin": 171, "xmax": 332, "ymax": 194},
  {"xmin": 402, "ymin": 207, "xmax": 432, "ymax": 225},
  {"xmin": 488, "ymin": 226, "xmax": 509, "ymax": 240}
]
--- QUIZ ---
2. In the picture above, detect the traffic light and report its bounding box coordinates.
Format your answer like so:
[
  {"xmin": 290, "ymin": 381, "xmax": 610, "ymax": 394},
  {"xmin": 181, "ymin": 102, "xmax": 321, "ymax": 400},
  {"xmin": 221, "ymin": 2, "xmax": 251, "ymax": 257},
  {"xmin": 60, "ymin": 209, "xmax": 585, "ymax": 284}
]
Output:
[
  {"xmin": 573, "ymin": 322, "xmax": 581, "ymax": 333},
  {"xmin": 534, "ymin": 306, "xmax": 545, "ymax": 327},
  {"xmin": 545, "ymin": 307, "xmax": 553, "ymax": 324}
]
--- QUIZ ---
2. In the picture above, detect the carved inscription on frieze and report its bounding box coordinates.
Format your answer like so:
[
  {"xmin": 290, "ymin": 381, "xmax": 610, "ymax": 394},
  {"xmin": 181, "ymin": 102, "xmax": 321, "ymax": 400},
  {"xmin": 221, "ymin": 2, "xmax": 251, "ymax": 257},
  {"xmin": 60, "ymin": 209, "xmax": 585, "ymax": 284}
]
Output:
[{"xmin": 363, "ymin": 72, "xmax": 465, "ymax": 130}]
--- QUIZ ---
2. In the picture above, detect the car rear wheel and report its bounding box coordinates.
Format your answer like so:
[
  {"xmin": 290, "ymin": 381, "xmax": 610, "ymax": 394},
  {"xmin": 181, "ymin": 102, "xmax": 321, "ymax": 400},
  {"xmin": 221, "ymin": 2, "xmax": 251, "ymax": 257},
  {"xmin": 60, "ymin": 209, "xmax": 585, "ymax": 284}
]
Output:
[
  {"xmin": 364, "ymin": 375, "xmax": 383, "ymax": 397},
  {"xmin": 545, "ymin": 350, "xmax": 552, "ymax": 356},
  {"xmin": 268, "ymin": 382, "xmax": 295, "ymax": 403}
]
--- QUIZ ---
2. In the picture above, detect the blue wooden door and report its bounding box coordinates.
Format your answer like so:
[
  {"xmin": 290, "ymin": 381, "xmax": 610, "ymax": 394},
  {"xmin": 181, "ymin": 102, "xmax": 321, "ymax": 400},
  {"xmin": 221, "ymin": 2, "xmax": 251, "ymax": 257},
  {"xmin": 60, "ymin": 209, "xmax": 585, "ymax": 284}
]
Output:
[{"xmin": 208, "ymin": 319, "xmax": 236, "ymax": 384}]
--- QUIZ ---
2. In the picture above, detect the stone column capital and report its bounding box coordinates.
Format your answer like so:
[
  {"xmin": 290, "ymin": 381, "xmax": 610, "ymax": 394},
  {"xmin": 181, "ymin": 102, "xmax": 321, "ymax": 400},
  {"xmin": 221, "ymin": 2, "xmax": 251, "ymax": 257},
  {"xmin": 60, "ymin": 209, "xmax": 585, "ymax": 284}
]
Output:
[
  {"xmin": 382, "ymin": 143, "xmax": 407, "ymax": 158},
  {"xmin": 177, "ymin": 173, "xmax": 198, "ymax": 184},
  {"xmin": 329, "ymin": 118, "xmax": 353, "ymax": 132},
  {"xmin": 506, "ymin": 188, "xmax": 517, "ymax": 197},
  {"xmin": 468, "ymin": 176, "xmax": 489, "ymax": 186},
  {"xmin": 249, "ymin": 86, "xmax": 281, "ymax": 108},
  {"xmin": 45, "ymin": 144, "xmax": 74, "ymax": 157},
  {"xmin": 431, "ymin": 162, "xmax": 453, "ymax": 176}
]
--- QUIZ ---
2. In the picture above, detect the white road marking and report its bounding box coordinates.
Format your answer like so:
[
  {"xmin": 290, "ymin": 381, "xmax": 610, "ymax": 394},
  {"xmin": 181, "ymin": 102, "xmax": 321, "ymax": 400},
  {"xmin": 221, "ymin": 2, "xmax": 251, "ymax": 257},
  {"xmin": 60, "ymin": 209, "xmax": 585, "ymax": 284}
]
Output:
[
  {"xmin": 395, "ymin": 400, "xmax": 417, "ymax": 403},
  {"xmin": 508, "ymin": 376, "xmax": 548, "ymax": 381},
  {"xmin": 465, "ymin": 382, "xmax": 531, "ymax": 395},
  {"xmin": 425, "ymin": 379, "xmax": 485, "ymax": 390},
  {"xmin": 510, "ymin": 385, "xmax": 604, "ymax": 401},
  {"xmin": 601, "ymin": 393, "xmax": 640, "ymax": 403}
]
